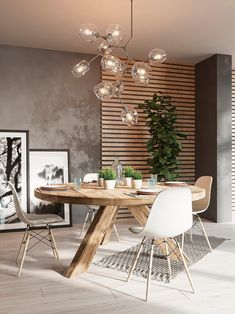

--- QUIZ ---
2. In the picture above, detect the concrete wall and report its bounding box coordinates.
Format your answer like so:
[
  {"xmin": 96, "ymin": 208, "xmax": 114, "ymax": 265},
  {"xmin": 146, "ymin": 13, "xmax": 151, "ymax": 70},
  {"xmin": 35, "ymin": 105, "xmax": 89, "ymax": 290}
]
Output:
[
  {"xmin": 195, "ymin": 54, "xmax": 232, "ymax": 222},
  {"xmin": 0, "ymin": 45, "xmax": 101, "ymax": 223}
]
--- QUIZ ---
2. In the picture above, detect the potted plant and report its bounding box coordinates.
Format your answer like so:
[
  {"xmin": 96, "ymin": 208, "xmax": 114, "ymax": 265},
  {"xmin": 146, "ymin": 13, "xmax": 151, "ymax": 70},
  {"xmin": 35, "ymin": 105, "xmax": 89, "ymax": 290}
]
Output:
[
  {"xmin": 132, "ymin": 170, "xmax": 143, "ymax": 189},
  {"xmin": 139, "ymin": 92, "xmax": 187, "ymax": 181},
  {"xmin": 123, "ymin": 166, "xmax": 134, "ymax": 187},
  {"xmin": 103, "ymin": 168, "xmax": 117, "ymax": 190},
  {"xmin": 98, "ymin": 169, "xmax": 105, "ymax": 187}
]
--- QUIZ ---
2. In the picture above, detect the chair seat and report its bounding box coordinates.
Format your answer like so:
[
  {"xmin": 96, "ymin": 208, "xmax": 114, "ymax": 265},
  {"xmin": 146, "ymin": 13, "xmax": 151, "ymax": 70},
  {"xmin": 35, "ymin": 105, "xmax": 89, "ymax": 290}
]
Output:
[
  {"xmin": 25, "ymin": 213, "xmax": 64, "ymax": 225},
  {"xmin": 192, "ymin": 209, "xmax": 206, "ymax": 215},
  {"xmin": 129, "ymin": 226, "xmax": 144, "ymax": 234}
]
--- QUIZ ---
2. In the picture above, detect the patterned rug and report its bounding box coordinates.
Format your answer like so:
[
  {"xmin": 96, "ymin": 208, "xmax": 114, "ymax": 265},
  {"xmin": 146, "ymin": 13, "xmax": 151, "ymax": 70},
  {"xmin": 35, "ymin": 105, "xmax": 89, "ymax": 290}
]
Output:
[{"xmin": 94, "ymin": 234, "xmax": 227, "ymax": 282}]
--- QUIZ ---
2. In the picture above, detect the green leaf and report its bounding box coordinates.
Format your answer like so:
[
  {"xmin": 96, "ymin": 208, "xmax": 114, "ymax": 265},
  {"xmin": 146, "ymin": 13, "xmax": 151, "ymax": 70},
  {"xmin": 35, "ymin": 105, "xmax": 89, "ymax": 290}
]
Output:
[{"xmin": 140, "ymin": 92, "xmax": 187, "ymax": 180}]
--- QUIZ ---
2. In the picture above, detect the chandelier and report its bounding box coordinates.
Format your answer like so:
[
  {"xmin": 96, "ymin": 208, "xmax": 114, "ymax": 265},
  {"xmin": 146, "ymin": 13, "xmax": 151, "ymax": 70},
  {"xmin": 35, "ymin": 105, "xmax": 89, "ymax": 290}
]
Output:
[{"xmin": 72, "ymin": 0, "xmax": 167, "ymax": 126}]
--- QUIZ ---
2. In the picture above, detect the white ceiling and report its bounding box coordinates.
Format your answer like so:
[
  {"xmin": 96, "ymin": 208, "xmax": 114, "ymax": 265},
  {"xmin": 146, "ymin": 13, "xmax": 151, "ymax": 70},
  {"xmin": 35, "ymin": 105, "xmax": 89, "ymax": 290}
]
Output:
[{"xmin": 0, "ymin": 0, "xmax": 235, "ymax": 66}]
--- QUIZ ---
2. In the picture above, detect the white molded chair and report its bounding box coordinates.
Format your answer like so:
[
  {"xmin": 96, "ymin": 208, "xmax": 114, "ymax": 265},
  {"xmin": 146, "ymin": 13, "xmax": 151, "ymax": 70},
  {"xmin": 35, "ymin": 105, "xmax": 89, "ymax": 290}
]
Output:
[
  {"xmin": 80, "ymin": 173, "xmax": 119, "ymax": 241},
  {"xmin": 127, "ymin": 188, "xmax": 195, "ymax": 301},
  {"xmin": 8, "ymin": 181, "xmax": 63, "ymax": 277},
  {"xmin": 183, "ymin": 176, "xmax": 213, "ymax": 252}
]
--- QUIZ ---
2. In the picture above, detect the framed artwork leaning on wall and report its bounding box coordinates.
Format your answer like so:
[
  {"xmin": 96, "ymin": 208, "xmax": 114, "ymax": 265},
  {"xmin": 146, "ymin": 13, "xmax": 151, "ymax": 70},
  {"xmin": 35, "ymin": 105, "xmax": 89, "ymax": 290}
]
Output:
[
  {"xmin": 29, "ymin": 149, "xmax": 72, "ymax": 227},
  {"xmin": 0, "ymin": 130, "xmax": 29, "ymax": 232}
]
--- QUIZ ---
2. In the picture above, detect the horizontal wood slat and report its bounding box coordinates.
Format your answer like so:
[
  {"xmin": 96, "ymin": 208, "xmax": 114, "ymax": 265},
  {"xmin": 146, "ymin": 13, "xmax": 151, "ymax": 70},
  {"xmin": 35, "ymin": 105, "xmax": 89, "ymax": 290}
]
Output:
[{"xmin": 101, "ymin": 60, "xmax": 196, "ymax": 220}]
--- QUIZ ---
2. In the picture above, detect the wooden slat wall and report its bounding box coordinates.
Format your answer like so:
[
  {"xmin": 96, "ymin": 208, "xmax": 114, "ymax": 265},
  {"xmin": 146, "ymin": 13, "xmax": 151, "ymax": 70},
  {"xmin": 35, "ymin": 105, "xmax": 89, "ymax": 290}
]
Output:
[
  {"xmin": 232, "ymin": 70, "xmax": 235, "ymax": 211},
  {"xmin": 101, "ymin": 60, "xmax": 195, "ymax": 179},
  {"xmin": 101, "ymin": 60, "xmax": 195, "ymax": 219}
]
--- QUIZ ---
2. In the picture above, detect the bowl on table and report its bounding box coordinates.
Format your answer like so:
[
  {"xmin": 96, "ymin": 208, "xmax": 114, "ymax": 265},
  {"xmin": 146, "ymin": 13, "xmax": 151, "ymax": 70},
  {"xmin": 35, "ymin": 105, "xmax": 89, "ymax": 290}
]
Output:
[
  {"xmin": 137, "ymin": 188, "xmax": 162, "ymax": 195},
  {"xmin": 164, "ymin": 181, "xmax": 187, "ymax": 187}
]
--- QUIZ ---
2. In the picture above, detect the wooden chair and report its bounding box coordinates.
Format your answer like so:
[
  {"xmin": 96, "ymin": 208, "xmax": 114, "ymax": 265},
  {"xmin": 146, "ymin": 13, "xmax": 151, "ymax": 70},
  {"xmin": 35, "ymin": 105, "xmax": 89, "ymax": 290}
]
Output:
[
  {"xmin": 8, "ymin": 181, "xmax": 63, "ymax": 276},
  {"xmin": 127, "ymin": 188, "xmax": 195, "ymax": 301},
  {"xmin": 185, "ymin": 176, "xmax": 213, "ymax": 252}
]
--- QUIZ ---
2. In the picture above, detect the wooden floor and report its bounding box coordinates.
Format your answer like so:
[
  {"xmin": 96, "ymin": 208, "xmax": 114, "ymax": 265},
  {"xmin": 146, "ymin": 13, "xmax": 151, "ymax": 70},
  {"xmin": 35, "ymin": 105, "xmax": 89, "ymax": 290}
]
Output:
[{"xmin": 1, "ymin": 220, "xmax": 235, "ymax": 314}]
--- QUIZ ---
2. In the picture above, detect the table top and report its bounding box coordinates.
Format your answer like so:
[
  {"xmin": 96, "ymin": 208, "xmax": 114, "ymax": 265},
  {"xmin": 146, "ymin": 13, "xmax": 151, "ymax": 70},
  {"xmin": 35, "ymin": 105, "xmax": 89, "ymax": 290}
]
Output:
[{"xmin": 34, "ymin": 183, "xmax": 205, "ymax": 206}]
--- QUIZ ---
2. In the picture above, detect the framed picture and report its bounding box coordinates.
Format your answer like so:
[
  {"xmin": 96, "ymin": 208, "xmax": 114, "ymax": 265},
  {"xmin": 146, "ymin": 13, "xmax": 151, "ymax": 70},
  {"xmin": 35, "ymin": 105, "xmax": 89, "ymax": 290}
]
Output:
[
  {"xmin": 29, "ymin": 149, "xmax": 72, "ymax": 227},
  {"xmin": 0, "ymin": 130, "xmax": 29, "ymax": 232}
]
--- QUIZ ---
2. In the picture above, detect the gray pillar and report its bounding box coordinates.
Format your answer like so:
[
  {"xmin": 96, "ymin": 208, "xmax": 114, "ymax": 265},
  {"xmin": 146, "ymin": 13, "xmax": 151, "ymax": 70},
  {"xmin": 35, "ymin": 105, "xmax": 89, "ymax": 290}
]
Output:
[{"xmin": 195, "ymin": 54, "xmax": 232, "ymax": 222}]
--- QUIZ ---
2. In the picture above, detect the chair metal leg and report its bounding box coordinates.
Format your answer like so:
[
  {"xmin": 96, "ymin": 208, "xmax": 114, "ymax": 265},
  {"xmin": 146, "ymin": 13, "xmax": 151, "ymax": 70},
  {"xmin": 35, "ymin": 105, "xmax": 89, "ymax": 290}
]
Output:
[
  {"xmin": 46, "ymin": 225, "xmax": 57, "ymax": 259},
  {"xmin": 127, "ymin": 236, "xmax": 146, "ymax": 282},
  {"xmin": 17, "ymin": 231, "xmax": 30, "ymax": 277},
  {"xmin": 189, "ymin": 228, "xmax": 193, "ymax": 242},
  {"xmin": 181, "ymin": 233, "xmax": 185, "ymax": 250},
  {"xmin": 91, "ymin": 209, "xmax": 96, "ymax": 222},
  {"xmin": 180, "ymin": 233, "xmax": 190, "ymax": 262},
  {"xmin": 146, "ymin": 239, "xmax": 154, "ymax": 301},
  {"xmin": 16, "ymin": 229, "xmax": 28, "ymax": 264},
  {"xmin": 113, "ymin": 224, "xmax": 120, "ymax": 241},
  {"xmin": 197, "ymin": 215, "xmax": 212, "ymax": 252},
  {"xmin": 48, "ymin": 226, "xmax": 62, "ymax": 271},
  {"xmin": 80, "ymin": 208, "xmax": 91, "ymax": 236},
  {"xmin": 175, "ymin": 239, "xmax": 195, "ymax": 293},
  {"xmin": 182, "ymin": 250, "xmax": 190, "ymax": 263},
  {"xmin": 164, "ymin": 239, "xmax": 172, "ymax": 280}
]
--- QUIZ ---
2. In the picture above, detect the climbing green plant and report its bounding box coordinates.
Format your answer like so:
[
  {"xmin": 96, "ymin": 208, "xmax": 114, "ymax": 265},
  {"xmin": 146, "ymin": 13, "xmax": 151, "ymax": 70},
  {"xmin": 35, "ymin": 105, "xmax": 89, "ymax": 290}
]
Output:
[{"xmin": 139, "ymin": 92, "xmax": 187, "ymax": 181}]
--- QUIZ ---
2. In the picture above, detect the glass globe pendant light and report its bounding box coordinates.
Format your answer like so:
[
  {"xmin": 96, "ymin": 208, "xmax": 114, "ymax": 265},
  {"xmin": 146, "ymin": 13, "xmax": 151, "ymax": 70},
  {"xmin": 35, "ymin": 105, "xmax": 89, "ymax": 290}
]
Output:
[
  {"xmin": 131, "ymin": 62, "xmax": 151, "ymax": 85},
  {"xmin": 101, "ymin": 55, "xmax": 126, "ymax": 75},
  {"xmin": 97, "ymin": 41, "xmax": 112, "ymax": 55},
  {"xmin": 113, "ymin": 80, "xmax": 125, "ymax": 97},
  {"xmin": 72, "ymin": 60, "xmax": 90, "ymax": 78},
  {"xmin": 106, "ymin": 24, "xmax": 125, "ymax": 46},
  {"xmin": 73, "ymin": 0, "xmax": 167, "ymax": 127},
  {"xmin": 149, "ymin": 48, "xmax": 167, "ymax": 64},
  {"xmin": 121, "ymin": 105, "xmax": 138, "ymax": 126},
  {"xmin": 94, "ymin": 82, "xmax": 115, "ymax": 101},
  {"xmin": 79, "ymin": 23, "xmax": 99, "ymax": 42}
]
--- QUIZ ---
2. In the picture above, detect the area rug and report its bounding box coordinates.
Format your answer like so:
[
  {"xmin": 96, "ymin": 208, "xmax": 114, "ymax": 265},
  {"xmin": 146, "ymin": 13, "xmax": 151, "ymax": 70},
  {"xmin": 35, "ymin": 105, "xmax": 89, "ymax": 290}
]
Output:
[{"xmin": 94, "ymin": 234, "xmax": 227, "ymax": 282}]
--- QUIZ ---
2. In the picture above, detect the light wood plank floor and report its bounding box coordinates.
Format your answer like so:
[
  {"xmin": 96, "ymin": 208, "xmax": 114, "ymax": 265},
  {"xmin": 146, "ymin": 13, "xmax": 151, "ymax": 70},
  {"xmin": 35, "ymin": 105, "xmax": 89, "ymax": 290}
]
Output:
[{"xmin": 1, "ymin": 220, "xmax": 235, "ymax": 314}]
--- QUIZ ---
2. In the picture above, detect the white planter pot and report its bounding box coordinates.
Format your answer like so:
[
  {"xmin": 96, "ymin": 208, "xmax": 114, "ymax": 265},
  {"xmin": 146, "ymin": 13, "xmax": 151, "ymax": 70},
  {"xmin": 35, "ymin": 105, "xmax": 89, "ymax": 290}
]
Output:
[
  {"xmin": 132, "ymin": 179, "xmax": 142, "ymax": 189},
  {"xmin": 124, "ymin": 177, "xmax": 132, "ymax": 187},
  {"xmin": 104, "ymin": 180, "xmax": 116, "ymax": 190},
  {"xmin": 99, "ymin": 178, "xmax": 104, "ymax": 187}
]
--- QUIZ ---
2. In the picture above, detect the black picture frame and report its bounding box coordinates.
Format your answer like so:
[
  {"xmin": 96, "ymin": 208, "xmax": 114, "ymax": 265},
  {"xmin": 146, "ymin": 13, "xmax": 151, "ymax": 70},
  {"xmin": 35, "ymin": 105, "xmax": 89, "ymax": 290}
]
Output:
[
  {"xmin": 0, "ymin": 129, "xmax": 29, "ymax": 232},
  {"xmin": 29, "ymin": 149, "xmax": 72, "ymax": 228}
]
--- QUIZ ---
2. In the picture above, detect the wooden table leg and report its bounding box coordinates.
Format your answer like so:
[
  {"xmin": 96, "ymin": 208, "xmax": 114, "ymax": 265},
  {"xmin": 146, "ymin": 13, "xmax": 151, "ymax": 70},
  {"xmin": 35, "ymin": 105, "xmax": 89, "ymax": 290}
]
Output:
[
  {"xmin": 65, "ymin": 205, "xmax": 117, "ymax": 278},
  {"xmin": 128, "ymin": 205, "xmax": 150, "ymax": 225},
  {"xmin": 100, "ymin": 206, "xmax": 119, "ymax": 245}
]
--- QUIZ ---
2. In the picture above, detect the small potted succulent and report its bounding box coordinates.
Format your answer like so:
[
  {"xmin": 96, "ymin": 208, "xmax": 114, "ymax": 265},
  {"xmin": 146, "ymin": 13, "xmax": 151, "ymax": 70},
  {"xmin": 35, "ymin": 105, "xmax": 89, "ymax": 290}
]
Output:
[
  {"xmin": 123, "ymin": 166, "xmax": 134, "ymax": 187},
  {"xmin": 98, "ymin": 169, "xmax": 105, "ymax": 187},
  {"xmin": 132, "ymin": 170, "xmax": 143, "ymax": 189},
  {"xmin": 103, "ymin": 168, "xmax": 117, "ymax": 190}
]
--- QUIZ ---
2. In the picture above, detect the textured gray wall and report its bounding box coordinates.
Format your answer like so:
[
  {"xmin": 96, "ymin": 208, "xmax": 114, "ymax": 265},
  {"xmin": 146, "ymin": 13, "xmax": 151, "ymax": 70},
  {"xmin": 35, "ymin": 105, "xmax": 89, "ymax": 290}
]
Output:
[
  {"xmin": 195, "ymin": 54, "xmax": 232, "ymax": 222},
  {"xmin": 0, "ymin": 45, "xmax": 101, "ymax": 224}
]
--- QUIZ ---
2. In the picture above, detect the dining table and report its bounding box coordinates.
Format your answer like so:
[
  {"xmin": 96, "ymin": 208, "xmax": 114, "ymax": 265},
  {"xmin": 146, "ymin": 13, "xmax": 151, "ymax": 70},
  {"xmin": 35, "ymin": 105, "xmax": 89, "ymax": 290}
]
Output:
[{"xmin": 34, "ymin": 182, "xmax": 205, "ymax": 278}]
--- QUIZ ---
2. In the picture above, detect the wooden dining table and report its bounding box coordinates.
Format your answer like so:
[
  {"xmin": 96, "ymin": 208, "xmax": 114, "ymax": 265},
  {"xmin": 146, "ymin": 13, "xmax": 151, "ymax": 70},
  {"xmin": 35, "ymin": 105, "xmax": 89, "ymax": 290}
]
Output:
[{"xmin": 34, "ymin": 183, "xmax": 205, "ymax": 278}]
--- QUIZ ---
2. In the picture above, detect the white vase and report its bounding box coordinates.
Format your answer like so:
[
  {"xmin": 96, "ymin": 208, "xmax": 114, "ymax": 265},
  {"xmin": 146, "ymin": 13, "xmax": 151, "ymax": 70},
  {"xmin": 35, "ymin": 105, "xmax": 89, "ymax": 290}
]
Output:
[
  {"xmin": 124, "ymin": 177, "xmax": 132, "ymax": 187},
  {"xmin": 99, "ymin": 178, "xmax": 104, "ymax": 187},
  {"xmin": 104, "ymin": 180, "xmax": 116, "ymax": 190},
  {"xmin": 132, "ymin": 179, "xmax": 142, "ymax": 189}
]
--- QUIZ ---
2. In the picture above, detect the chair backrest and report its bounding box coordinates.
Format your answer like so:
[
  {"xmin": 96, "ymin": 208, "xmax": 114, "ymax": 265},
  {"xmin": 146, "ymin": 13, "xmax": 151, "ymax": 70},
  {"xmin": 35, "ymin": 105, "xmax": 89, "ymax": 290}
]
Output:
[
  {"xmin": 7, "ymin": 181, "xmax": 31, "ymax": 225},
  {"xmin": 83, "ymin": 173, "xmax": 98, "ymax": 183},
  {"xmin": 193, "ymin": 176, "xmax": 213, "ymax": 212},
  {"xmin": 142, "ymin": 188, "xmax": 192, "ymax": 238}
]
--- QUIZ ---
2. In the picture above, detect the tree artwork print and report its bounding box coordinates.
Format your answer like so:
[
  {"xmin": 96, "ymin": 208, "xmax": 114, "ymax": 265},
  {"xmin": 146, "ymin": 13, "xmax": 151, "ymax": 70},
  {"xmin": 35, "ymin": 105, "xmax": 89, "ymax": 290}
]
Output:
[
  {"xmin": 29, "ymin": 150, "xmax": 71, "ymax": 227},
  {"xmin": 0, "ymin": 131, "xmax": 28, "ymax": 231}
]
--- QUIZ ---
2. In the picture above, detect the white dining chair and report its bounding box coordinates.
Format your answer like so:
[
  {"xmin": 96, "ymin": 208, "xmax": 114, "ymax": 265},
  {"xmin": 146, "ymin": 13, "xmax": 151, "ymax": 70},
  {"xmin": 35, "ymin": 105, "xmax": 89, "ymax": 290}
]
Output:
[
  {"xmin": 182, "ymin": 176, "xmax": 213, "ymax": 252},
  {"xmin": 8, "ymin": 181, "xmax": 63, "ymax": 277},
  {"xmin": 127, "ymin": 188, "xmax": 195, "ymax": 301},
  {"xmin": 80, "ymin": 173, "xmax": 120, "ymax": 241}
]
